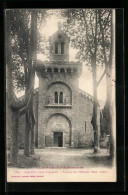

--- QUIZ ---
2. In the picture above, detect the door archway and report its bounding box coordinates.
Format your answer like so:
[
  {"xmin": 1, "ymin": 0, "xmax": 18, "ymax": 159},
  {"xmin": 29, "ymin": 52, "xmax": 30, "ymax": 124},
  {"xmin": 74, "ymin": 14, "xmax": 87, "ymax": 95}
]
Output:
[{"xmin": 46, "ymin": 113, "xmax": 71, "ymax": 147}]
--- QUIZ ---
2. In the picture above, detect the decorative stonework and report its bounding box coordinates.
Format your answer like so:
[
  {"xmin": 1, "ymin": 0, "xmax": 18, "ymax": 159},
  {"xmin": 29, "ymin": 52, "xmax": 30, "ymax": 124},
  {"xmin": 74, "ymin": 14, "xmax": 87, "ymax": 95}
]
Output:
[
  {"xmin": 34, "ymin": 23, "xmax": 101, "ymax": 148},
  {"xmin": 44, "ymin": 113, "xmax": 71, "ymax": 147},
  {"xmin": 45, "ymin": 105, "xmax": 72, "ymax": 109}
]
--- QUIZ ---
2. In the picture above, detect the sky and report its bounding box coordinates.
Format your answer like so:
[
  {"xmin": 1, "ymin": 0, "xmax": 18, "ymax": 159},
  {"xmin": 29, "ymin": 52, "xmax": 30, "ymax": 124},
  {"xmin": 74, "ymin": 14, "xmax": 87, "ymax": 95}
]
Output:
[
  {"xmin": 16, "ymin": 13, "xmax": 115, "ymax": 106},
  {"xmin": 37, "ymin": 15, "xmax": 107, "ymax": 102}
]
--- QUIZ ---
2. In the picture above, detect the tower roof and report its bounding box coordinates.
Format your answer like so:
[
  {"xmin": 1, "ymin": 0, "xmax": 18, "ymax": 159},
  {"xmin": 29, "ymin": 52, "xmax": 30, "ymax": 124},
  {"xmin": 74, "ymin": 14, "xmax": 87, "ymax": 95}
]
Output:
[
  {"xmin": 49, "ymin": 22, "xmax": 70, "ymax": 62},
  {"xmin": 49, "ymin": 22, "xmax": 70, "ymax": 41}
]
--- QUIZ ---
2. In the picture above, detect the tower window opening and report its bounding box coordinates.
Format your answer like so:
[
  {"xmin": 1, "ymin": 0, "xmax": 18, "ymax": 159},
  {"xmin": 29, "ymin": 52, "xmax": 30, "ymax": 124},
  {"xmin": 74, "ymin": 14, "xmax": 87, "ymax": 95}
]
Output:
[
  {"xmin": 85, "ymin": 121, "xmax": 87, "ymax": 132},
  {"xmin": 55, "ymin": 92, "xmax": 58, "ymax": 103},
  {"xmin": 58, "ymin": 34, "xmax": 61, "ymax": 39},
  {"xmin": 59, "ymin": 92, "xmax": 63, "ymax": 103},
  {"xmin": 55, "ymin": 43, "xmax": 58, "ymax": 54},
  {"xmin": 61, "ymin": 43, "xmax": 64, "ymax": 54}
]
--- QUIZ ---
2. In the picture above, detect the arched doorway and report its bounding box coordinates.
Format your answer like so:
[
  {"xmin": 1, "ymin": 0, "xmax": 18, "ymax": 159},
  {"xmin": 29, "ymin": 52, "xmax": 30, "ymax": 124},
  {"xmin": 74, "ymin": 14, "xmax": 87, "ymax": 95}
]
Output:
[
  {"xmin": 54, "ymin": 132, "xmax": 63, "ymax": 147},
  {"xmin": 46, "ymin": 113, "xmax": 71, "ymax": 147}
]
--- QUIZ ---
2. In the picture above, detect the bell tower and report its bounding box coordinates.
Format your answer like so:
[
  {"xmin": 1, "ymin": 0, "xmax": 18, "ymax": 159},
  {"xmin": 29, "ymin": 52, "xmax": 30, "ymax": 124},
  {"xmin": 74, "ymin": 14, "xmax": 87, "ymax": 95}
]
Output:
[
  {"xmin": 49, "ymin": 22, "xmax": 70, "ymax": 61},
  {"xmin": 36, "ymin": 22, "xmax": 82, "ymax": 148}
]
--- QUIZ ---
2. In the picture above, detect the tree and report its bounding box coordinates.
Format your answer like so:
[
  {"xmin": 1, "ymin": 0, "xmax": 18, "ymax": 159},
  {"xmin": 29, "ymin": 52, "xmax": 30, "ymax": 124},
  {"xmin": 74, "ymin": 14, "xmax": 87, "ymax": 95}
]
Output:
[
  {"xmin": 23, "ymin": 10, "xmax": 37, "ymax": 157},
  {"xmin": 98, "ymin": 9, "xmax": 115, "ymax": 160},
  {"xmin": 6, "ymin": 9, "xmax": 38, "ymax": 164},
  {"xmin": 62, "ymin": 9, "xmax": 114, "ymax": 154},
  {"xmin": 63, "ymin": 9, "xmax": 103, "ymax": 153}
]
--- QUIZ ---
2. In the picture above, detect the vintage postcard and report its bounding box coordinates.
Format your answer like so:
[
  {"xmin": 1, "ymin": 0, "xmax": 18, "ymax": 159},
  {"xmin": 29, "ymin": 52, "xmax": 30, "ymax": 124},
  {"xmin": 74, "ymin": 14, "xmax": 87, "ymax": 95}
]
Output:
[{"xmin": 6, "ymin": 8, "xmax": 116, "ymax": 182}]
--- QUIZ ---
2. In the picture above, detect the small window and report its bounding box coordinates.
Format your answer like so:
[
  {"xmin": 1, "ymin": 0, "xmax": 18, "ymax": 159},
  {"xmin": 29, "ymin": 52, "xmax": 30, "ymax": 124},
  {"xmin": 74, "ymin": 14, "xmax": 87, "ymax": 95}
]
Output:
[
  {"xmin": 55, "ymin": 92, "xmax": 58, "ymax": 103},
  {"xmin": 59, "ymin": 92, "xmax": 63, "ymax": 103},
  {"xmin": 85, "ymin": 121, "xmax": 87, "ymax": 132},
  {"xmin": 55, "ymin": 43, "xmax": 58, "ymax": 54},
  {"xmin": 61, "ymin": 43, "xmax": 64, "ymax": 54},
  {"xmin": 58, "ymin": 34, "xmax": 61, "ymax": 39}
]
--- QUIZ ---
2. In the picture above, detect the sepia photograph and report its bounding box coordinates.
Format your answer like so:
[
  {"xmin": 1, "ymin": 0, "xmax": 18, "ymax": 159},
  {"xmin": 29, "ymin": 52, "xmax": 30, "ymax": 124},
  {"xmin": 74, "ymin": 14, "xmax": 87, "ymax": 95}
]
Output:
[{"xmin": 6, "ymin": 8, "xmax": 116, "ymax": 182}]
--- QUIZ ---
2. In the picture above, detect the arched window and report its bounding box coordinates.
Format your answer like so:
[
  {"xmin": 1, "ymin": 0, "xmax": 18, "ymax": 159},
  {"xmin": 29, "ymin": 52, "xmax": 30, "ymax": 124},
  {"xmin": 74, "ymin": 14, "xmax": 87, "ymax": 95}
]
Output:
[
  {"xmin": 61, "ymin": 43, "xmax": 64, "ymax": 54},
  {"xmin": 85, "ymin": 121, "xmax": 87, "ymax": 132},
  {"xmin": 55, "ymin": 43, "xmax": 58, "ymax": 54},
  {"xmin": 59, "ymin": 92, "xmax": 63, "ymax": 103},
  {"xmin": 55, "ymin": 92, "xmax": 58, "ymax": 103}
]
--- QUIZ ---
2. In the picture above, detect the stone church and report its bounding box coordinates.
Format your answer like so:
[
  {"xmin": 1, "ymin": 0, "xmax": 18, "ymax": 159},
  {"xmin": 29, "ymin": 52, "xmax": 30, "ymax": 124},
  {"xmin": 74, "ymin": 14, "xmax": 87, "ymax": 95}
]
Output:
[{"xmin": 18, "ymin": 24, "xmax": 101, "ymax": 149}]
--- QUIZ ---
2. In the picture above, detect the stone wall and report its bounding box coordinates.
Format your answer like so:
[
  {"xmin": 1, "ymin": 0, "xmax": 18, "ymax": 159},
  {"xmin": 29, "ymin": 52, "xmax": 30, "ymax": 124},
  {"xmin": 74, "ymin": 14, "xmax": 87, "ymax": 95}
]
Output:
[
  {"xmin": 78, "ymin": 93, "xmax": 100, "ymax": 148},
  {"xmin": 7, "ymin": 87, "xmax": 101, "ymax": 149},
  {"xmin": 37, "ymin": 68, "xmax": 79, "ymax": 148},
  {"xmin": 46, "ymin": 114, "xmax": 71, "ymax": 147},
  {"xmin": 49, "ymin": 30, "xmax": 70, "ymax": 61},
  {"xmin": 46, "ymin": 82, "xmax": 72, "ymax": 105},
  {"xmin": 33, "ymin": 91, "xmax": 39, "ymax": 147}
]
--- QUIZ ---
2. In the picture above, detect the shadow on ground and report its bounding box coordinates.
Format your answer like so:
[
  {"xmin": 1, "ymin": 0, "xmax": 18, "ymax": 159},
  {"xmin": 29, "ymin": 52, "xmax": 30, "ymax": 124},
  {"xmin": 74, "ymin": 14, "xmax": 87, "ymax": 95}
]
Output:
[
  {"xmin": 86, "ymin": 155, "xmax": 112, "ymax": 167},
  {"xmin": 7, "ymin": 152, "xmax": 40, "ymax": 168},
  {"xmin": 7, "ymin": 148, "xmax": 112, "ymax": 168}
]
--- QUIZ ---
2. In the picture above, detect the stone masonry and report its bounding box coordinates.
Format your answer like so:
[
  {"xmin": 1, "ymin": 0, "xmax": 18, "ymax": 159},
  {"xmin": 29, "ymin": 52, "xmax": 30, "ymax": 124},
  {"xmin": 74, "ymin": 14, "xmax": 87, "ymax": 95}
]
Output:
[
  {"xmin": 8, "ymin": 23, "xmax": 101, "ymax": 149},
  {"xmin": 34, "ymin": 24, "xmax": 100, "ymax": 148}
]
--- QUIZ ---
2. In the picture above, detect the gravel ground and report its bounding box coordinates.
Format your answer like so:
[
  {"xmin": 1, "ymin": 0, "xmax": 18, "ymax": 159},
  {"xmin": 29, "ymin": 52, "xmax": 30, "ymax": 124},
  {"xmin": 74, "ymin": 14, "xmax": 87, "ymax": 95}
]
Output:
[{"xmin": 8, "ymin": 148, "xmax": 112, "ymax": 168}]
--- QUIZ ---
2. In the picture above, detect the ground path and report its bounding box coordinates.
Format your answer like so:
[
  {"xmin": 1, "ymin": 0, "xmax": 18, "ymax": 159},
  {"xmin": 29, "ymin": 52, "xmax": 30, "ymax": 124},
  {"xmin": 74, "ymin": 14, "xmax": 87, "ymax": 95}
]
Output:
[{"xmin": 8, "ymin": 148, "xmax": 112, "ymax": 168}]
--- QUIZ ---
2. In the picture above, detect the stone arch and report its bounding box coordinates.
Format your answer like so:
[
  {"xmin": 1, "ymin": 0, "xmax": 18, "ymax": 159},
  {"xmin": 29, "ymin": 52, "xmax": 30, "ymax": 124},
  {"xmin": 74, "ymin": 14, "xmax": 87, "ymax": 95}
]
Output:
[
  {"xmin": 45, "ymin": 113, "xmax": 72, "ymax": 147},
  {"xmin": 48, "ymin": 81, "xmax": 72, "ymax": 92},
  {"xmin": 54, "ymin": 42, "xmax": 58, "ymax": 54},
  {"xmin": 67, "ymin": 68, "xmax": 71, "ymax": 74},
  {"xmin": 47, "ymin": 68, "xmax": 52, "ymax": 73},
  {"xmin": 61, "ymin": 42, "xmax": 64, "ymax": 54},
  {"xmin": 55, "ymin": 91, "xmax": 58, "ymax": 103},
  {"xmin": 60, "ymin": 68, "xmax": 65, "ymax": 73},
  {"xmin": 47, "ymin": 81, "xmax": 72, "ymax": 105},
  {"xmin": 59, "ymin": 91, "xmax": 63, "ymax": 103},
  {"xmin": 54, "ymin": 68, "xmax": 58, "ymax": 73},
  {"xmin": 47, "ymin": 68, "xmax": 52, "ymax": 76},
  {"xmin": 46, "ymin": 113, "xmax": 72, "ymax": 127}
]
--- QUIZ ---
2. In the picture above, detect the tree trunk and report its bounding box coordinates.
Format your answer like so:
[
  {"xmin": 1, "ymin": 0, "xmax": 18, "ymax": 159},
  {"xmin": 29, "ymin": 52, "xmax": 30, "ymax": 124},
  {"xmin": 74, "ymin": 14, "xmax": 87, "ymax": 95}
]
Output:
[
  {"xmin": 6, "ymin": 10, "xmax": 38, "ymax": 163},
  {"xmin": 91, "ymin": 55, "xmax": 100, "ymax": 153},
  {"xmin": 10, "ymin": 111, "xmax": 19, "ymax": 165},
  {"xmin": 109, "ymin": 10, "xmax": 115, "ymax": 160},
  {"xmin": 6, "ymin": 11, "xmax": 20, "ymax": 165},
  {"xmin": 30, "ymin": 121, "xmax": 35, "ymax": 155},
  {"xmin": 30, "ymin": 97, "xmax": 35, "ymax": 155},
  {"xmin": 98, "ymin": 9, "xmax": 114, "ymax": 160},
  {"xmin": 24, "ymin": 111, "xmax": 30, "ymax": 156},
  {"xmin": 104, "ymin": 10, "xmax": 114, "ymax": 161},
  {"xmin": 105, "ymin": 65, "xmax": 113, "ymax": 158},
  {"xmin": 24, "ymin": 10, "xmax": 37, "ymax": 156},
  {"xmin": 29, "ymin": 10, "xmax": 37, "ymax": 154}
]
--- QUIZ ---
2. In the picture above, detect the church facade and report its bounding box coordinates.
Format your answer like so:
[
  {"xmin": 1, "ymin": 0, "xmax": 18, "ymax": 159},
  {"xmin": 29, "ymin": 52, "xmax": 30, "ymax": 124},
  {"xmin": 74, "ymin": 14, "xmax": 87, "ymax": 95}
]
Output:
[
  {"xmin": 31, "ymin": 24, "xmax": 101, "ymax": 148},
  {"xmin": 11, "ymin": 24, "xmax": 101, "ymax": 150}
]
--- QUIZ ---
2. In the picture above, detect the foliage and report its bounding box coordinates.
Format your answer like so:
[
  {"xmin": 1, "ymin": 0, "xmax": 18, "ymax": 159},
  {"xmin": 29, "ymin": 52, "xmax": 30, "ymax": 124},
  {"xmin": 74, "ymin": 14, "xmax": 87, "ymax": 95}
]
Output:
[
  {"xmin": 98, "ymin": 9, "xmax": 112, "ymax": 65},
  {"xmin": 8, "ymin": 9, "xmax": 48, "ymax": 92},
  {"xmin": 62, "ymin": 9, "xmax": 111, "ymax": 71},
  {"xmin": 8, "ymin": 9, "xmax": 112, "ymax": 93},
  {"xmin": 8, "ymin": 10, "xmax": 30, "ymax": 90}
]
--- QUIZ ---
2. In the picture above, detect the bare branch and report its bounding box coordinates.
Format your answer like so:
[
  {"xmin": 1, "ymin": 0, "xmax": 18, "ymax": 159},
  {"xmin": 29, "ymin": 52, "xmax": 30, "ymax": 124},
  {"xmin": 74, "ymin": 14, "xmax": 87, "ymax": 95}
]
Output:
[
  {"xmin": 98, "ymin": 10, "xmax": 107, "ymax": 65},
  {"xmin": 108, "ymin": 9, "xmax": 112, "ymax": 68},
  {"xmin": 103, "ymin": 10, "xmax": 111, "ymax": 30},
  {"xmin": 19, "ymin": 92, "xmax": 32, "ymax": 115},
  {"xmin": 94, "ymin": 10, "xmax": 98, "ymax": 54},
  {"xmin": 81, "ymin": 9, "xmax": 93, "ymax": 55},
  {"xmin": 90, "ymin": 13, "xmax": 95, "ymax": 40},
  {"xmin": 100, "ymin": 9, "xmax": 106, "ymax": 17},
  {"xmin": 97, "ymin": 70, "xmax": 106, "ymax": 87},
  {"xmin": 10, "ymin": 89, "xmax": 32, "ymax": 111}
]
